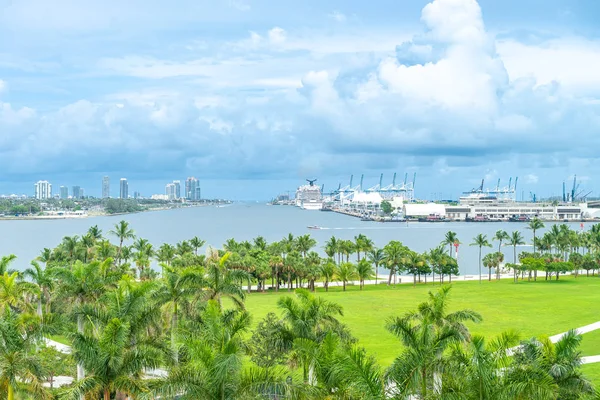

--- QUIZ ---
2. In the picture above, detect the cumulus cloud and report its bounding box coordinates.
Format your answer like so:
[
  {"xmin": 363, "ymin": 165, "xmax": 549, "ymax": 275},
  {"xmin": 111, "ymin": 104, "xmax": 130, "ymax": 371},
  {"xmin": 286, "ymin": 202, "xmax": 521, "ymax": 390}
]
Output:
[{"xmin": 2, "ymin": 0, "xmax": 600, "ymax": 196}]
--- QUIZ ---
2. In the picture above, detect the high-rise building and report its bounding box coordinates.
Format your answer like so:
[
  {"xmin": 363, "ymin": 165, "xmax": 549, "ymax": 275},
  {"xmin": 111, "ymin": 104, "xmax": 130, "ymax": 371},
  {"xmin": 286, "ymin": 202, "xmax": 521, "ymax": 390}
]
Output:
[
  {"xmin": 185, "ymin": 177, "xmax": 199, "ymax": 200},
  {"xmin": 173, "ymin": 180, "xmax": 181, "ymax": 199},
  {"xmin": 165, "ymin": 183, "xmax": 176, "ymax": 200},
  {"xmin": 34, "ymin": 181, "xmax": 52, "ymax": 199},
  {"xmin": 80, "ymin": 188, "xmax": 85, "ymax": 198},
  {"xmin": 134, "ymin": 191, "xmax": 141, "ymax": 199},
  {"xmin": 195, "ymin": 186, "xmax": 201, "ymax": 201},
  {"xmin": 119, "ymin": 178, "xmax": 128, "ymax": 199},
  {"xmin": 72, "ymin": 186, "xmax": 81, "ymax": 199},
  {"xmin": 60, "ymin": 186, "xmax": 68, "ymax": 199},
  {"xmin": 102, "ymin": 176, "xmax": 110, "ymax": 198}
]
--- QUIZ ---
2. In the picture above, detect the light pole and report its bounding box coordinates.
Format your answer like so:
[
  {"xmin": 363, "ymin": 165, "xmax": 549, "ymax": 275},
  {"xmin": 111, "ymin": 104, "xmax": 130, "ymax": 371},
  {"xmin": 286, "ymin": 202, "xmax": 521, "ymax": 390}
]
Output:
[{"xmin": 454, "ymin": 241, "xmax": 460, "ymax": 279}]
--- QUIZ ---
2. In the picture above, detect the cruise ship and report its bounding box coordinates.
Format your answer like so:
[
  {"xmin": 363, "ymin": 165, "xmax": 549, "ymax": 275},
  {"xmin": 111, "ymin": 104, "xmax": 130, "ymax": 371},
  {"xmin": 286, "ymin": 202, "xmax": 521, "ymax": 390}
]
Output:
[{"xmin": 295, "ymin": 179, "xmax": 323, "ymax": 210}]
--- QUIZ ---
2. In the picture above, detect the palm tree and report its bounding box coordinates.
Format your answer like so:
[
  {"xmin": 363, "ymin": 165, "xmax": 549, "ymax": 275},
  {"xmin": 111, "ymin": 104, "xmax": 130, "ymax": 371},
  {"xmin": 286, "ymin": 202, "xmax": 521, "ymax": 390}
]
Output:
[
  {"xmin": 277, "ymin": 289, "xmax": 344, "ymax": 383},
  {"xmin": 0, "ymin": 309, "xmax": 48, "ymax": 400},
  {"xmin": 155, "ymin": 265, "xmax": 204, "ymax": 364},
  {"xmin": 320, "ymin": 260, "xmax": 336, "ymax": 292},
  {"xmin": 64, "ymin": 280, "xmax": 166, "ymax": 400},
  {"xmin": 0, "ymin": 272, "xmax": 36, "ymax": 313},
  {"xmin": 508, "ymin": 231, "xmax": 525, "ymax": 281},
  {"xmin": 23, "ymin": 260, "xmax": 53, "ymax": 316},
  {"xmin": 337, "ymin": 262, "xmax": 357, "ymax": 291},
  {"xmin": 150, "ymin": 300, "xmax": 286, "ymax": 399},
  {"xmin": 189, "ymin": 236, "xmax": 206, "ymax": 255},
  {"xmin": 202, "ymin": 252, "xmax": 247, "ymax": 309},
  {"xmin": 52, "ymin": 260, "xmax": 106, "ymax": 388},
  {"xmin": 356, "ymin": 259, "xmax": 374, "ymax": 289},
  {"xmin": 506, "ymin": 330, "xmax": 594, "ymax": 399},
  {"xmin": 87, "ymin": 225, "xmax": 103, "ymax": 241},
  {"xmin": 383, "ymin": 241, "xmax": 407, "ymax": 286},
  {"xmin": 0, "ymin": 254, "xmax": 17, "ymax": 274},
  {"xmin": 470, "ymin": 234, "xmax": 492, "ymax": 283},
  {"xmin": 444, "ymin": 331, "xmax": 520, "ymax": 399},
  {"xmin": 442, "ymin": 231, "xmax": 459, "ymax": 257},
  {"xmin": 493, "ymin": 229, "xmax": 509, "ymax": 255},
  {"xmin": 367, "ymin": 248, "xmax": 385, "ymax": 285},
  {"xmin": 157, "ymin": 243, "xmax": 176, "ymax": 266},
  {"xmin": 109, "ymin": 220, "xmax": 135, "ymax": 264},
  {"xmin": 527, "ymin": 218, "xmax": 545, "ymax": 255},
  {"xmin": 325, "ymin": 236, "xmax": 341, "ymax": 265},
  {"xmin": 62, "ymin": 235, "xmax": 80, "ymax": 262},
  {"xmin": 354, "ymin": 234, "xmax": 373, "ymax": 262},
  {"xmin": 385, "ymin": 287, "xmax": 482, "ymax": 399},
  {"xmin": 296, "ymin": 234, "xmax": 317, "ymax": 259}
]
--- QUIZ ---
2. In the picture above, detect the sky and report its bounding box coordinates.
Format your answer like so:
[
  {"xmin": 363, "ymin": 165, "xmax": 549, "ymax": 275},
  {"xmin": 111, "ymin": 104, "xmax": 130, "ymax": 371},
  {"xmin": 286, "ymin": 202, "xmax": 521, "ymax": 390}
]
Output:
[{"xmin": 1, "ymin": 0, "xmax": 600, "ymax": 200}]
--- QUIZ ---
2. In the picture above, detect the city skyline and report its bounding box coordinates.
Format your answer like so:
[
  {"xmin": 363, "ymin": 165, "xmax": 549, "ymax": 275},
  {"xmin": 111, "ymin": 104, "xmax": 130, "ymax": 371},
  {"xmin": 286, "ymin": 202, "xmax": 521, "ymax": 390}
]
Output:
[{"xmin": 1, "ymin": 0, "xmax": 600, "ymax": 200}]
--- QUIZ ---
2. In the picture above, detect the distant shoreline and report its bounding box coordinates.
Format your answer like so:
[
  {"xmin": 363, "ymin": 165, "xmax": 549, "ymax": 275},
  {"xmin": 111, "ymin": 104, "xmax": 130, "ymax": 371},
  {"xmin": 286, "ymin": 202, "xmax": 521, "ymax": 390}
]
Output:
[{"xmin": 0, "ymin": 202, "xmax": 224, "ymax": 221}]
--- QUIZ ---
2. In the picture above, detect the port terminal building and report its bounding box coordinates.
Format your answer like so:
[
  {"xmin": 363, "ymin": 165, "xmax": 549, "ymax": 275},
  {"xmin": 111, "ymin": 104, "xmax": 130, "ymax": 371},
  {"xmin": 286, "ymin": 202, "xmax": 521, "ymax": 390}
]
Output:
[{"xmin": 403, "ymin": 202, "xmax": 597, "ymax": 221}]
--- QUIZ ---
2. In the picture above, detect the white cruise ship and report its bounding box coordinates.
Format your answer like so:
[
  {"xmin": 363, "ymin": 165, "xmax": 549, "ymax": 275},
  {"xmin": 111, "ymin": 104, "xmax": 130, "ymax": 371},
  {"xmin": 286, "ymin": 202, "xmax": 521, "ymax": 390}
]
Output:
[{"xmin": 295, "ymin": 179, "xmax": 323, "ymax": 210}]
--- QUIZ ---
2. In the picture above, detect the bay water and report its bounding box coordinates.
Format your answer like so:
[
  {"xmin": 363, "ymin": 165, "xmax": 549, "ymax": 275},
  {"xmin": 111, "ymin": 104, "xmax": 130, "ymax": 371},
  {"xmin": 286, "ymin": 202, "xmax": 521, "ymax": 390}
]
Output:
[{"xmin": 0, "ymin": 203, "xmax": 588, "ymax": 275}]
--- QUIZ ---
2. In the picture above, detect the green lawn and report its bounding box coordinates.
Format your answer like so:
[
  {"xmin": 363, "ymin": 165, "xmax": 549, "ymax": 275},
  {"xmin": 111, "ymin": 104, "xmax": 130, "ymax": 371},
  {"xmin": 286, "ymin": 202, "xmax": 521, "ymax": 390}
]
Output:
[
  {"xmin": 582, "ymin": 364, "xmax": 600, "ymax": 385},
  {"xmin": 581, "ymin": 329, "xmax": 600, "ymax": 357},
  {"xmin": 243, "ymin": 277, "xmax": 600, "ymax": 366}
]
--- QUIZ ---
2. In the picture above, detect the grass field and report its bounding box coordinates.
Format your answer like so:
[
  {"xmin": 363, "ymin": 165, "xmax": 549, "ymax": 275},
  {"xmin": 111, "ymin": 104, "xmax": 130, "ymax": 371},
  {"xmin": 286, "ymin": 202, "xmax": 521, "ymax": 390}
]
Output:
[
  {"xmin": 242, "ymin": 276, "xmax": 600, "ymax": 366},
  {"xmin": 580, "ymin": 329, "xmax": 600, "ymax": 357}
]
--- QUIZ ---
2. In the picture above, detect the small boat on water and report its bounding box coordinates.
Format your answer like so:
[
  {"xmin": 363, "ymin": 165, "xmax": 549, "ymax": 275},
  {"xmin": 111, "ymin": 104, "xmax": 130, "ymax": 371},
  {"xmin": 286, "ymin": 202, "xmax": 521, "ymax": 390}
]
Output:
[{"xmin": 307, "ymin": 225, "xmax": 322, "ymax": 230}]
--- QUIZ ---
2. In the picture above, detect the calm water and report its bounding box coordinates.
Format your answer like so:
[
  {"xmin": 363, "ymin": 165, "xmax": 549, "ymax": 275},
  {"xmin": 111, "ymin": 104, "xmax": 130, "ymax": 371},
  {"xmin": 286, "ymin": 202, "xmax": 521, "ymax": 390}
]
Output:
[{"xmin": 0, "ymin": 203, "xmax": 590, "ymax": 275}]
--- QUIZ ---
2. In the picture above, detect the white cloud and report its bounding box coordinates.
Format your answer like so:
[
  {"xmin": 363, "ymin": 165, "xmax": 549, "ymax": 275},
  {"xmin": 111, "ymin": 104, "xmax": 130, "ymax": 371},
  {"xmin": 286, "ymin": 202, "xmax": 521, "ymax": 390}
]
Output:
[
  {"xmin": 421, "ymin": 0, "xmax": 486, "ymax": 46},
  {"xmin": 364, "ymin": 0, "xmax": 506, "ymax": 114},
  {"xmin": 496, "ymin": 37, "xmax": 600, "ymax": 95},
  {"xmin": 0, "ymin": 79, "xmax": 5, "ymax": 93},
  {"xmin": 329, "ymin": 11, "xmax": 346, "ymax": 22},
  {"xmin": 268, "ymin": 27, "xmax": 287, "ymax": 45}
]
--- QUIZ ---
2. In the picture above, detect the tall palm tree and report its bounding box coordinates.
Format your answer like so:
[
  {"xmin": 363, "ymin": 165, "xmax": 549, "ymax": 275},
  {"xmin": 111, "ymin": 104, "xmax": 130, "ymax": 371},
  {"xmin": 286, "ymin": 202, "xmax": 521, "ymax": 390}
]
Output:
[
  {"xmin": 337, "ymin": 262, "xmax": 357, "ymax": 291},
  {"xmin": 527, "ymin": 217, "xmax": 545, "ymax": 255},
  {"xmin": 109, "ymin": 220, "xmax": 135, "ymax": 264},
  {"xmin": 508, "ymin": 231, "xmax": 525, "ymax": 282},
  {"xmin": 0, "ymin": 271, "xmax": 36, "ymax": 313},
  {"xmin": 189, "ymin": 236, "xmax": 206, "ymax": 255},
  {"xmin": 0, "ymin": 309, "xmax": 48, "ymax": 400},
  {"xmin": 470, "ymin": 234, "xmax": 492, "ymax": 283},
  {"xmin": 354, "ymin": 234, "xmax": 373, "ymax": 262},
  {"xmin": 356, "ymin": 259, "xmax": 374, "ymax": 289},
  {"xmin": 23, "ymin": 260, "xmax": 53, "ymax": 316},
  {"xmin": 157, "ymin": 243, "xmax": 176, "ymax": 266},
  {"xmin": 325, "ymin": 236, "xmax": 341, "ymax": 265},
  {"xmin": 385, "ymin": 287, "xmax": 482, "ymax": 399},
  {"xmin": 296, "ymin": 234, "xmax": 317, "ymax": 259},
  {"xmin": 52, "ymin": 260, "xmax": 106, "ymax": 389},
  {"xmin": 155, "ymin": 265, "xmax": 204, "ymax": 364},
  {"xmin": 253, "ymin": 236, "xmax": 268, "ymax": 251},
  {"xmin": 493, "ymin": 229, "xmax": 509, "ymax": 255},
  {"xmin": 320, "ymin": 260, "xmax": 336, "ymax": 292},
  {"xmin": 367, "ymin": 248, "xmax": 385, "ymax": 285},
  {"xmin": 383, "ymin": 241, "xmax": 407, "ymax": 286},
  {"xmin": 442, "ymin": 231, "xmax": 459, "ymax": 257},
  {"xmin": 87, "ymin": 225, "xmax": 103, "ymax": 241}
]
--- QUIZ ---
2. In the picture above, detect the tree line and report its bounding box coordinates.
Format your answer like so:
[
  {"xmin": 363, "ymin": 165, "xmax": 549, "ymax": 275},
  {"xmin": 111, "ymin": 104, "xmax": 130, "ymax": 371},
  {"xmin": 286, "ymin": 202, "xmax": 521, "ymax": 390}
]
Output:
[{"xmin": 0, "ymin": 219, "xmax": 598, "ymax": 399}]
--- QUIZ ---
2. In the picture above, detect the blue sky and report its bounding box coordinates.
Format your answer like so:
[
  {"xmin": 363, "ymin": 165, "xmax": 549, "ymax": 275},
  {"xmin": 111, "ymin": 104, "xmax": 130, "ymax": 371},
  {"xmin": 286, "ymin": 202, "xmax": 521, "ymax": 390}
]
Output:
[{"xmin": 1, "ymin": 0, "xmax": 600, "ymax": 200}]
